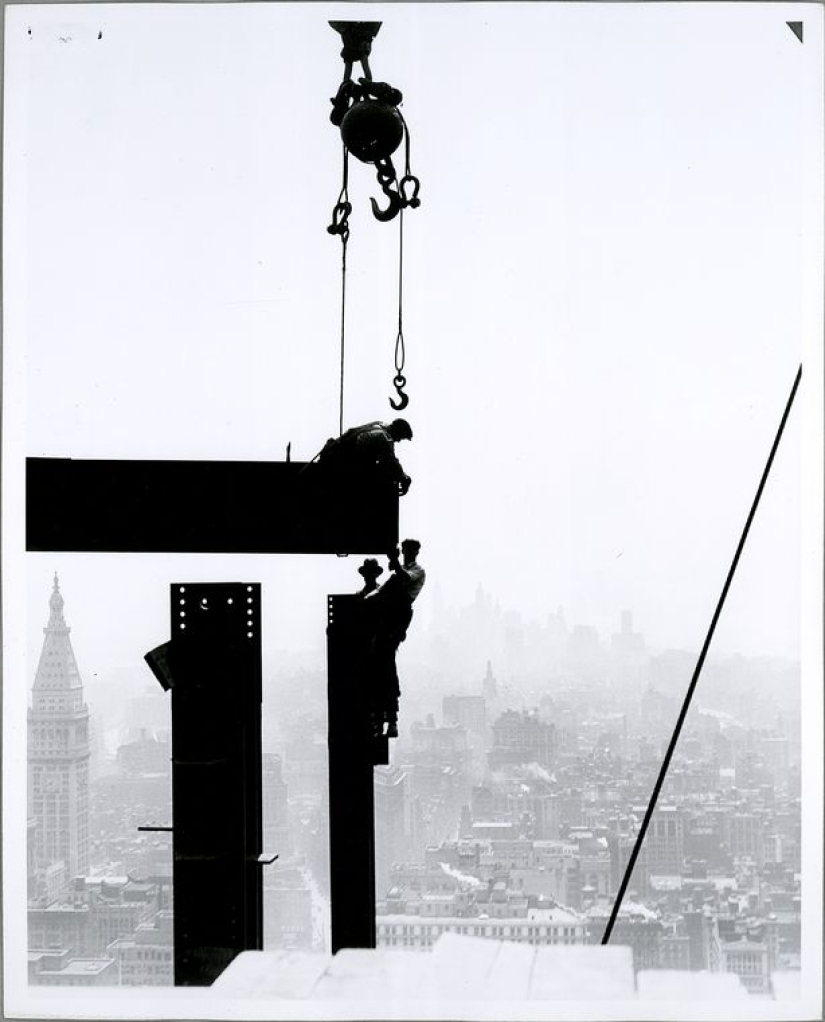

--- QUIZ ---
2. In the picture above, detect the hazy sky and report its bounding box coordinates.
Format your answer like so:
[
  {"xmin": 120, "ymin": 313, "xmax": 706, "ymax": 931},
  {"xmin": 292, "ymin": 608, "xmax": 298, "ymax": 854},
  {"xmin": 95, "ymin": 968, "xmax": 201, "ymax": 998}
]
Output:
[{"xmin": 7, "ymin": 4, "xmax": 823, "ymax": 686}]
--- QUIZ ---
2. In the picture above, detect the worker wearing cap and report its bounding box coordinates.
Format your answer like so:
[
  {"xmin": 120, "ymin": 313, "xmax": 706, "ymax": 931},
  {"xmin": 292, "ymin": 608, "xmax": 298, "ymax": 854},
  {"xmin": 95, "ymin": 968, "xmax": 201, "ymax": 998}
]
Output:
[{"xmin": 366, "ymin": 538, "xmax": 426, "ymax": 737}]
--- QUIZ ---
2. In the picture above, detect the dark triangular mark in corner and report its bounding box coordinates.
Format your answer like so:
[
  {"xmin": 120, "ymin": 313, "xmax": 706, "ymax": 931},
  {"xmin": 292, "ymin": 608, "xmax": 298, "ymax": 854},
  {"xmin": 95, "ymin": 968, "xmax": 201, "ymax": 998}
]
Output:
[{"xmin": 787, "ymin": 21, "xmax": 804, "ymax": 44}]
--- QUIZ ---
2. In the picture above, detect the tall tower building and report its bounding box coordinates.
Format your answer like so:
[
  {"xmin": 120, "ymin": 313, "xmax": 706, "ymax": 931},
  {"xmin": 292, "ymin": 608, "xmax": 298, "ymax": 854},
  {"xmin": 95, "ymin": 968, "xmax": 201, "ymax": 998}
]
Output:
[
  {"xmin": 27, "ymin": 575, "xmax": 91, "ymax": 880},
  {"xmin": 482, "ymin": 660, "xmax": 498, "ymax": 702}
]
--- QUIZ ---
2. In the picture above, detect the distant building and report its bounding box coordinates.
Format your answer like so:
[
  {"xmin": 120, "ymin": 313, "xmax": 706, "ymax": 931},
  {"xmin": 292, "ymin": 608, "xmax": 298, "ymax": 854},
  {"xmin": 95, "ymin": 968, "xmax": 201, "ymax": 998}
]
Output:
[
  {"xmin": 553, "ymin": 791, "xmax": 584, "ymax": 834},
  {"xmin": 621, "ymin": 807, "xmax": 684, "ymax": 895},
  {"xmin": 683, "ymin": 909, "xmax": 722, "ymax": 972},
  {"xmin": 377, "ymin": 906, "xmax": 585, "ymax": 950},
  {"xmin": 28, "ymin": 575, "xmax": 91, "ymax": 881},
  {"xmin": 28, "ymin": 951, "xmax": 116, "ymax": 987},
  {"xmin": 401, "ymin": 716, "xmax": 472, "ymax": 851},
  {"xmin": 482, "ymin": 661, "xmax": 498, "ymax": 702},
  {"xmin": 504, "ymin": 612, "xmax": 525, "ymax": 676},
  {"xmin": 28, "ymin": 876, "xmax": 157, "ymax": 959},
  {"xmin": 658, "ymin": 933, "xmax": 692, "ymax": 971},
  {"xmin": 509, "ymin": 843, "xmax": 580, "ymax": 907},
  {"xmin": 643, "ymin": 807, "xmax": 684, "ymax": 876},
  {"xmin": 488, "ymin": 710, "xmax": 556, "ymax": 770},
  {"xmin": 264, "ymin": 866, "xmax": 313, "ymax": 950},
  {"xmin": 684, "ymin": 812, "xmax": 730, "ymax": 871},
  {"xmin": 108, "ymin": 910, "xmax": 173, "ymax": 985},
  {"xmin": 566, "ymin": 625, "xmax": 600, "ymax": 662},
  {"xmin": 284, "ymin": 730, "xmax": 328, "ymax": 802},
  {"xmin": 410, "ymin": 716, "xmax": 470, "ymax": 767},
  {"xmin": 375, "ymin": 765, "xmax": 408, "ymax": 897},
  {"xmin": 27, "ymin": 818, "xmax": 37, "ymax": 899},
  {"xmin": 385, "ymin": 861, "xmax": 477, "ymax": 897},
  {"xmin": 124, "ymin": 692, "xmax": 171, "ymax": 736},
  {"xmin": 116, "ymin": 729, "xmax": 170, "ymax": 776},
  {"xmin": 524, "ymin": 789, "xmax": 558, "ymax": 840},
  {"xmin": 471, "ymin": 784, "xmax": 494, "ymax": 819},
  {"xmin": 39, "ymin": 862, "xmax": 69, "ymax": 907},
  {"xmin": 721, "ymin": 938, "xmax": 771, "ymax": 994},
  {"xmin": 586, "ymin": 904, "xmax": 664, "ymax": 971},
  {"xmin": 724, "ymin": 813, "xmax": 762, "ymax": 867},
  {"xmin": 443, "ymin": 695, "xmax": 487, "ymax": 737},
  {"xmin": 755, "ymin": 735, "xmax": 789, "ymax": 783},
  {"xmin": 263, "ymin": 753, "xmax": 292, "ymax": 859},
  {"xmin": 611, "ymin": 611, "xmax": 645, "ymax": 654},
  {"xmin": 577, "ymin": 837, "xmax": 612, "ymax": 905},
  {"xmin": 470, "ymin": 771, "xmax": 563, "ymax": 842},
  {"xmin": 471, "ymin": 821, "xmax": 520, "ymax": 841}
]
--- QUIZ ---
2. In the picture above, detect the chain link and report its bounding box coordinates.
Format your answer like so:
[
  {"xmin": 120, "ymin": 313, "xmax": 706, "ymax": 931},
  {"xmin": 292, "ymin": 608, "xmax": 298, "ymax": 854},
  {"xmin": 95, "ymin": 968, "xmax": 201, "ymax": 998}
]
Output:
[{"xmin": 326, "ymin": 145, "xmax": 350, "ymax": 435}]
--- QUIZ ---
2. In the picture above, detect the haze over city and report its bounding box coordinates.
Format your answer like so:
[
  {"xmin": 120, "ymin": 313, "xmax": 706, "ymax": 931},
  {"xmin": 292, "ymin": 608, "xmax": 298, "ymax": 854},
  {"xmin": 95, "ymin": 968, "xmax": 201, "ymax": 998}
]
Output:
[{"xmin": 21, "ymin": 568, "xmax": 804, "ymax": 996}]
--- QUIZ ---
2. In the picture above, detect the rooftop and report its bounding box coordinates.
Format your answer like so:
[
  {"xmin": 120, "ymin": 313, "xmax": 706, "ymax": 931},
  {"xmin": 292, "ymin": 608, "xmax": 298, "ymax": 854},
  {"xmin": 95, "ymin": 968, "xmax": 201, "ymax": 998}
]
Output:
[{"xmin": 38, "ymin": 958, "xmax": 113, "ymax": 977}]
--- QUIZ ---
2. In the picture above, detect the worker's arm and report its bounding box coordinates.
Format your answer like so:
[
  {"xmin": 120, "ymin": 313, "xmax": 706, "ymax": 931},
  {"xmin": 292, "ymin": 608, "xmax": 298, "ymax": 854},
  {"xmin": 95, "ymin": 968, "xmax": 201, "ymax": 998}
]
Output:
[
  {"xmin": 355, "ymin": 430, "xmax": 410, "ymax": 493},
  {"xmin": 387, "ymin": 550, "xmax": 414, "ymax": 582},
  {"xmin": 374, "ymin": 444, "xmax": 411, "ymax": 495},
  {"xmin": 386, "ymin": 551, "xmax": 426, "ymax": 601},
  {"xmin": 377, "ymin": 442, "xmax": 407, "ymax": 482}
]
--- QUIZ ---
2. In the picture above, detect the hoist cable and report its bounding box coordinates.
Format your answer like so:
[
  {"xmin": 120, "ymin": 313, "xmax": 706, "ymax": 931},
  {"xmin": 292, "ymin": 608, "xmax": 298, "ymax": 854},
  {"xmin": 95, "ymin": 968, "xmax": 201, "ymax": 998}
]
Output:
[
  {"xmin": 395, "ymin": 208, "xmax": 405, "ymax": 376},
  {"xmin": 399, "ymin": 109, "xmax": 412, "ymax": 178},
  {"xmin": 337, "ymin": 234, "xmax": 347, "ymax": 437},
  {"xmin": 336, "ymin": 145, "xmax": 350, "ymax": 437},
  {"xmin": 388, "ymin": 113, "xmax": 415, "ymax": 411},
  {"xmin": 601, "ymin": 363, "xmax": 802, "ymax": 946}
]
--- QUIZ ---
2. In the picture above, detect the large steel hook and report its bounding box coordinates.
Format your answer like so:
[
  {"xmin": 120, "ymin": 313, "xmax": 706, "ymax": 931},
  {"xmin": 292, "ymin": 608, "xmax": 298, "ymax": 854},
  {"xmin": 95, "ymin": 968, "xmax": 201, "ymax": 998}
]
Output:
[
  {"xmin": 389, "ymin": 372, "xmax": 409, "ymax": 410},
  {"xmin": 371, "ymin": 182, "xmax": 402, "ymax": 222}
]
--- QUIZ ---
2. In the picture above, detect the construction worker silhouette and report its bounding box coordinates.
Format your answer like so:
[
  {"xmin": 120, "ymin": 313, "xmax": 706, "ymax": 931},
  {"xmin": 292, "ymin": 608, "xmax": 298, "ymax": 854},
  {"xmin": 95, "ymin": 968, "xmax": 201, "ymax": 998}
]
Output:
[
  {"xmin": 364, "ymin": 538, "xmax": 425, "ymax": 737},
  {"xmin": 356, "ymin": 558, "xmax": 384, "ymax": 597},
  {"xmin": 318, "ymin": 419, "xmax": 413, "ymax": 495}
]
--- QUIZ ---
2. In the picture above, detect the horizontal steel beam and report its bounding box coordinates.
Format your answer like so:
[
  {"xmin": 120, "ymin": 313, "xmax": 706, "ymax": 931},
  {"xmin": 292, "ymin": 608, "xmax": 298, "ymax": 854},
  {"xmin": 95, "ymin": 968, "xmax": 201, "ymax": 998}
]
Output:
[{"xmin": 26, "ymin": 457, "xmax": 399, "ymax": 555}]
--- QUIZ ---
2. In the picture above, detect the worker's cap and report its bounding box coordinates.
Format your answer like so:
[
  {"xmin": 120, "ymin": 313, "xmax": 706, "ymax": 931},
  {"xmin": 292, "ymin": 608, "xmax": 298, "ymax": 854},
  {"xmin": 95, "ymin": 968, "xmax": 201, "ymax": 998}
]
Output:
[
  {"xmin": 390, "ymin": 418, "xmax": 413, "ymax": 440},
  {"xmin": 358, "ymin": 558, "xmax": 384, "ymax": 579},
  {"xmin": 401, "ymin": 538, "xmax": 421, "ymax": 555}
]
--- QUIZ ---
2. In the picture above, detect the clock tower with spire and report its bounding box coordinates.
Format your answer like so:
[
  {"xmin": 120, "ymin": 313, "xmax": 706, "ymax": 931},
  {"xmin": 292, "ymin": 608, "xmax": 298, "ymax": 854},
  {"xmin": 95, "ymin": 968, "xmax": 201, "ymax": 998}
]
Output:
[{"xmin": 27, "ymin": 574, "xmax": 90, "ymax": 880}]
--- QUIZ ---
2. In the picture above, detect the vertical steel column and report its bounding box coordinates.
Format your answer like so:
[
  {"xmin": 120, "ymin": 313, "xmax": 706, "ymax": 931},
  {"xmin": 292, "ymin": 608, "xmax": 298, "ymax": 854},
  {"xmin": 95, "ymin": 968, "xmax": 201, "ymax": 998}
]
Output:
[
  {"xmin": 326, "ymin": 595, "xmax": 386, "ymax": 953},
  {"xmin": 160, "ymin": 582, "xmax": 263, "ymax": 985}
]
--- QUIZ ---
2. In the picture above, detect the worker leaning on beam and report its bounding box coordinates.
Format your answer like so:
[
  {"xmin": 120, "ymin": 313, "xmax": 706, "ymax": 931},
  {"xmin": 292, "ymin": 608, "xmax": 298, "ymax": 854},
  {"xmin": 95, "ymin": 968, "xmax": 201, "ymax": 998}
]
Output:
[{"xmin": 318, "ymin": 418, "xmax": 413, "ymax": 495}]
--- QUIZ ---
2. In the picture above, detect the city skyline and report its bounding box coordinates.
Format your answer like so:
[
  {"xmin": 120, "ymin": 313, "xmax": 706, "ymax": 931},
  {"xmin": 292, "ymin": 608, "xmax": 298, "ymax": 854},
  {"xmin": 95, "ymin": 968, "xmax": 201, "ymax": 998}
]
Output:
[
  {"xmin": 25, "ymin": 556, "xmax": 804, "ymax": 686},
  {"xmin": 22, "ymin": 571, "xmax": 804, "ymax": 999},
  {"xmin": 19, "ymin": 568, "xmax": 801, "ymax": 768}
]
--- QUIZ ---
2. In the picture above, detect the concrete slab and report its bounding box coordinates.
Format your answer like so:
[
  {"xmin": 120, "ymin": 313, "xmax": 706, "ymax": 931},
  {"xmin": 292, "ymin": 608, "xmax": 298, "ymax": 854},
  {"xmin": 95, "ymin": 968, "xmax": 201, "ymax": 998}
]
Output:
[
  {"xmin": 485, "ymin": 940, "xmax": 537, "ymax": 999},
  {"xmin": 770, "ymin": 971, "xmax": 801, "ymax": 1000},
  {"xmin": 637, "ymin": 969, "xmax": 748, "ymax": 1000},
  {"xmin": 212, "ymin": 950, "xmax": 331, "ymax": 997},
  {"xmin": 529, "ymin": 945, "xmax": 635, "ymax": 1000},
  {"xmin": 431, "ymin": 933, "xmax": 502, "ymax": 999},
  {"xmin": 313, "ymin": 948, "xmax": 434, "ymax": 1000}
]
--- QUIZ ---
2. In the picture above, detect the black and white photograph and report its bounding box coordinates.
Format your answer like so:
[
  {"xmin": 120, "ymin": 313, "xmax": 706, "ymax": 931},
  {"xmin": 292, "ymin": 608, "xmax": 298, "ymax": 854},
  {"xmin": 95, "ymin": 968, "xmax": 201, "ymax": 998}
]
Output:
[{"xmin": 3, "ymin": 2, "xmax": 823, "ymax": 1018}]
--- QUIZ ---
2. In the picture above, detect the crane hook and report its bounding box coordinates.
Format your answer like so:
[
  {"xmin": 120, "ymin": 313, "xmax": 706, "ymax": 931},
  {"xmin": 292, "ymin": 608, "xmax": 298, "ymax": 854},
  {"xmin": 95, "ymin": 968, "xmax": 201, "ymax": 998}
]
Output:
[
  {"xmin": 389, "ymin": 372, "xmax": 409, "ymax": 410},
  {"xmin": 371, "ymin": 185, "xmax": 402, "ymax": 223}
]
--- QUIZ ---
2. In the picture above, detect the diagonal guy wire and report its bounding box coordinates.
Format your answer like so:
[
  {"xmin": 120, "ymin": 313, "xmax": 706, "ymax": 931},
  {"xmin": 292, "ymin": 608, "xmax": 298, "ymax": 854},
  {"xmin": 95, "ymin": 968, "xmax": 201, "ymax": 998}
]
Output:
[{"xmin": 602, "ymin": 364, "xmax": 802, "ymax": 945}]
